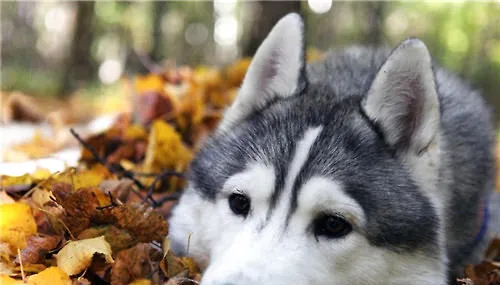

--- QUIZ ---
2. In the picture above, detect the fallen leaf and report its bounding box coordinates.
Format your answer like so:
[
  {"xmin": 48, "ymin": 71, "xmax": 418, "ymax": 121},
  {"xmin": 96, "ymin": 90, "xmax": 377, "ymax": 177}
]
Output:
[
  {"xmin": 143, "ymin": 119, "xmax": 192, "ymax": 174},
  {"xmin": 135, "ymin": 74, "xmax": 165, "ymax": 94},
  {"xmin": 0, "ymin": 192, "xmax": 16, "ymax": 204},
  {"xmin": 0, "ymin": 203, "xmax": 37, "ymax": 251},
  {"xmin": 55, "ymin": 166, "xmax": 111, "ymax": 191},
  {"xmin": 27, "ymin": 266, "xmax": 71, "ymax": 285},
  {"xmin": 56, "ymin": 236, "xmax": 113, "ymax": 276},
  {"xmin": 110, "ymin": 243, "xmax": 162, "ymax": 285},
  {"xmin": 99, "ymin": 179, "xmax": 134, "ymax": 203},
  {"xmin": 78, "ymin": 226, "xmax": 135, "ymax": 253},
  {"xmin": 161, "ymin": 238, "xmax": 199, "ymax": 279},
  {"xmin": 31, "ymin": 188, "xmax": 54, "ymax": 208},
  {"xmin": 72, "ymin": 278, "xmax": 91, "ymax": 285},
  {"xmin": 129, "ymin": 278, "xmax": 152, "ymax": 285},
  {"xmin": 16, "ymin": 235, "xmax": 61, "ymax": 264},
  {"xmin": 52, "ymin": 183, "xmax": 113, "ymax": 236},
  {"xmin": 111, "ymin": 203, "xmax": 169, "ymax": 243},
  {"xmin": 0, "ymin": 274, "xmax": 19, "ymax": 285}
]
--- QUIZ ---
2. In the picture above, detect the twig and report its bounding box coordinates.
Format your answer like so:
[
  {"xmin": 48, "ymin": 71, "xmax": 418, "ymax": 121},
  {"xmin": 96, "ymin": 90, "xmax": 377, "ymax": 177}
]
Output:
[
  {"xmin": 153, "ymin": 192, "xmax": 181, "ymax": 206},
  {"xmin": 134, "ymin": 171, "xmax": 184, "ymax": 178},
  {"xmin": 17, "ymin": 248, "xmax": 25, "ymax": 282},
  {"xmin": 69, "ymin": 128, "xmax": 151, "ymax": 202},
  {"xmin": 142, "ymin": 170, "xmax": 184, "ymax": 206},
  {"xmin": 70, "ymin": 128, "xmax": 184, "ymax": 207},
  {"xmin": 96, "ymin": 192, "xmax": 119, "ymax": 210}
]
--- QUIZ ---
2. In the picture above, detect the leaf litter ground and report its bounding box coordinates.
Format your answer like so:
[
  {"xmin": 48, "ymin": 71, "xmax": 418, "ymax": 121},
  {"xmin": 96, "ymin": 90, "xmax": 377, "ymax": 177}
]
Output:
[{"xmin": 0, "ymin": 55, "xmax": 499, "ymax": 285}]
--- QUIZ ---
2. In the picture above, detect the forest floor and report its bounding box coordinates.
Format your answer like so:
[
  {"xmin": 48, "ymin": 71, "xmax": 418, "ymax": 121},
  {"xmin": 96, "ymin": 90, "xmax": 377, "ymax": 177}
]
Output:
[{"xmin": 0, "ymin": 58, "xmax": 499, "ymax": 285}]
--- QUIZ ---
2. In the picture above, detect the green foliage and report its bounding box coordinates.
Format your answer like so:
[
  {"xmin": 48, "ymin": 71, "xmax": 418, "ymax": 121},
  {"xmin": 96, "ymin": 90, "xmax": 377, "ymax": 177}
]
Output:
[{"xmin": 1, "ymin": 1, "xmax": 499, "ymax": 124}]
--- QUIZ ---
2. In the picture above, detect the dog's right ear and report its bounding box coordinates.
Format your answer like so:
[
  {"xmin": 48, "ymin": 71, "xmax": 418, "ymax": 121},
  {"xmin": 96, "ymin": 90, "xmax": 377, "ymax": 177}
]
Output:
[
  {"xmin": 362, "ymin": 39, "xmax": 440, "ymax": 155},
  {"xmin": 217, "ymin": 13, "xmax": 307, "ymax": 132}
]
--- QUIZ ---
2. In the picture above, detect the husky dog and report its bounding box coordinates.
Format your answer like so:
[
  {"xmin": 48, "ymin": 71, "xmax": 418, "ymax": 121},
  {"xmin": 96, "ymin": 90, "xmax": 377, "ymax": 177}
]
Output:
[{"xmin": 169, "ymin": 13, "xmax": 496, "ymax": 284}]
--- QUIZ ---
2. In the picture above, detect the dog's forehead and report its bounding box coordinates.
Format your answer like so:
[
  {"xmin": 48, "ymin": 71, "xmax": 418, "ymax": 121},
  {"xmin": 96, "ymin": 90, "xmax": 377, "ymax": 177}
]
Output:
[{"xmin": 190, "ymin": 97, "xmax": 438, "ymax": 252}]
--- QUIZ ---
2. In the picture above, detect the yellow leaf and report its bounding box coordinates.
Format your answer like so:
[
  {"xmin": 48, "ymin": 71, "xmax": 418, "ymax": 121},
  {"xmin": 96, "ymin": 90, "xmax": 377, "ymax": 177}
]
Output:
[
  {"xmin": 125, "ymin": 124, "xmax": 148, "ymax": 140},
  {"xmin": 31, "ymin": 188, "xmax": 54, "ymax": 208},
  {"xmin": 129, "ymin": 278, "xmax": 152, "ymax": 285},
  {"xmin": 1, "ymin": 174, "xmax": 33, "ymax": 187},
  {"xmin": 27, "ymin": 267, "xmax": 71, "ymax": 285},
  {"xmin": 0, "ymin": 203, "xmax": 37, "ymax": 250},
  {"xmin": 0, "ymin": 274, "xmax": 19, "ymax": 285},
  {"xmin": 56, "ymin": 236, "xmax": 113, "ymax": 276},
  {"xmin": 135, "ymin": 74, "xmax": 164, "ymax": 94},
  {"xmin": 55, "ymin": 166, "xmax": 109, "ymax": 190},
  {"xmin": 224, "ymin": 58, "xmax": 251, "ymax": 88},
  {"xmin": 31, "ymin": 169, "xmax": 52, "ymax": 180},
  {"xmin": 143, "ymin": 120, "xmax": 192, "ymax": 173}
]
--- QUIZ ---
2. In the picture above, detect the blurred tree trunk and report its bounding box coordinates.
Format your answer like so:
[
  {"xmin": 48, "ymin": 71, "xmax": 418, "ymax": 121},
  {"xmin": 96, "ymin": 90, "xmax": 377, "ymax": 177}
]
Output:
[
  {"xmin": 242, "ymin": 1, "xmax": 302, "ymax": 57},
  {"xmin": 150, "ymin": 1, "xmax": 168, "ymax": 63},
  {"xmin": 363, "ymin": 2, "xmax": 386, "ymax": 45},
  {"xmin": 61, "ymin": 1, "xmax": 96, "ymax": 96}
]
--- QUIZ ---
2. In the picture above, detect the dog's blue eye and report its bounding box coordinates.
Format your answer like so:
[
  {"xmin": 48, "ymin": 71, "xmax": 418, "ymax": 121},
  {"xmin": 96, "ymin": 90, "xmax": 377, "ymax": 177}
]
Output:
[
  {"xmin": 313, "ymin": 214, "xmax": 352, "ymax": 239},
  {"xmin": 228, "ymin": 193, "xmax": 251, "ymax": 217}
]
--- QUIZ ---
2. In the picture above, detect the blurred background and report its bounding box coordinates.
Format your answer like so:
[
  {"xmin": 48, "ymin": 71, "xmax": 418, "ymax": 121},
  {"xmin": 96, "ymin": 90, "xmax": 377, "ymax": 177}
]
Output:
[{"xmin": 1, "ymin": 1, "xmax": 500, "ymax": 121}]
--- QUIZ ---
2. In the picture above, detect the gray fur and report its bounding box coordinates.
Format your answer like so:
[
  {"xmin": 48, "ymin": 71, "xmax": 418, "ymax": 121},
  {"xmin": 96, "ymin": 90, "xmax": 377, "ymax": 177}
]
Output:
[
  {"xmin": 190, "ymin": 45, "xmax": 493, "ymax": 268},
  {"xmin": 187, "ymin": 45, "xmax": 495, "ymax": 276}
]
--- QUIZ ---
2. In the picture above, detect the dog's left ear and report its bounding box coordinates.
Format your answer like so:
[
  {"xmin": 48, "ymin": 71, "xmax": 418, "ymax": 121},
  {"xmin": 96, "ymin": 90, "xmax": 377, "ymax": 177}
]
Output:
[
  {"xmin": 362, "ymin": 39, "xmax": 440, "ymax": 154},
  {"xmin": 218, "ymin": 13, "xmax": 307, "ymax": 132}
]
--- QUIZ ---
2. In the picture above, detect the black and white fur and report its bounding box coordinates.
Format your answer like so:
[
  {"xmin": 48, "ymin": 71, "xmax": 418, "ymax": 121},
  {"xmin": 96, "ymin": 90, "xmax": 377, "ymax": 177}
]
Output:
[{"xmin": 169, "ymin": 14, "xmax": 496, "ymax": 285}]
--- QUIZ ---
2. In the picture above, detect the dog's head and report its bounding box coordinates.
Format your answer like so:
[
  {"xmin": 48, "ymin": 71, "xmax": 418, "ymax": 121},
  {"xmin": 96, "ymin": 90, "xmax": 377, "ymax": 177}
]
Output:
[{"xmin": 169, "ymin": 13, "xmax": 447, "ymax": 285}]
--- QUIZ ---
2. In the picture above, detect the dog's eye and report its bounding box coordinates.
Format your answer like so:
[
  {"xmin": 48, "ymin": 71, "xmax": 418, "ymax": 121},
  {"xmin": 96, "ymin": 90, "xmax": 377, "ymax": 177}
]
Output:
[
  {"xmin": 313, "ymin": 214, "xmax": 352, "ymax": 239},
  {"xmin": 228, "ymin": 193, "xmax": 251, "ymax": 217}
]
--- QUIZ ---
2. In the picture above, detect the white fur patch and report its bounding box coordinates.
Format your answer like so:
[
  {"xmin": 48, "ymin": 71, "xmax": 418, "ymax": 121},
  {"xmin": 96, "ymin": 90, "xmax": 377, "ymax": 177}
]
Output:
[
  {"xmin": 270, "ymin": 126, "xmax": 324, "ymax": 224},
  {"xmin": 283, "ymin": 127, "xmax": 324, "ymax": 197},
  {"xmin": 294, "ymin": 177, "xmax": 365, "ymax": 230},
  {"xmin": 222, "ymin": 162, "xmax": 276, "ymax": 215}
]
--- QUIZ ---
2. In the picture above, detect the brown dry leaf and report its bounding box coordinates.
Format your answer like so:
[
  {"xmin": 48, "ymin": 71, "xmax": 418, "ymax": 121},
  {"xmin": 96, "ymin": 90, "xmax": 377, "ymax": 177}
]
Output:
[
  {"xmin": 51, "ymin": 181, "xmax": 117, "ymax": 236},
  {"xmin": 110, "ymin": 243, "xmax": 162, "ymax": 285},
  {"xmin": 0, "ymin": 203, "xmax": 37, "ymax": 251},
  {"xmin": 459, "ymin": 237, "xmax": 500, "ymax": 285},
  {"xmin": 111, "ymin": 203, "xmax": 169, "ymax": 243},
  {"xmin": 56, "ymin": 236, "xmax": 113, "ymax": 276},
  {"xmin": 134, "ymin": 91, "xmax": 178, "ymax": 126},
  {"xmin": 16, "ymin": 235, "xmax": 61, "ymax": 264},
  {"xmin": 27, "ymin": 266, "xmax": 71, "ymax": 285},
  {"xmin": 52, "ymin": 183, "xmax": 102, "ymax": 236},
  {"xmin": 463, "ymin": 261, "xmax": 500, "ymax": 285},
  {"xmin": 99, "ymin": 179, "xmax": 134, "ymax": 203},
  {"xmin": 78, "ymin": 226, "xmax": 135, "ymax": 253},
  {"xmin": 161, "ymin": 238, "xmax": 199, "ymax": 280},
  {"xmin": 485, "ymin": 237, "xmax": 500, "ymax": 260}
]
